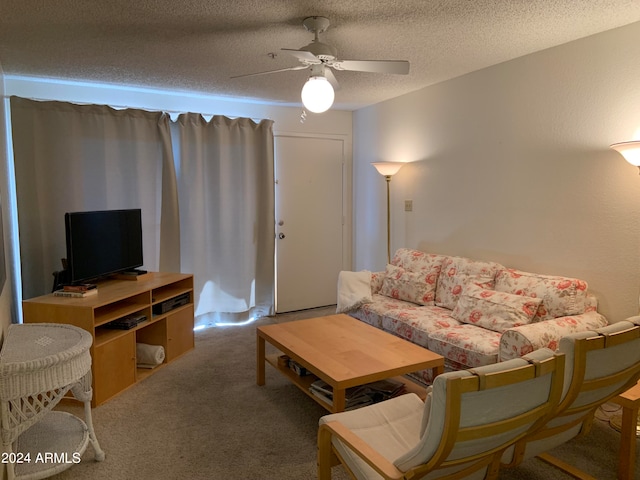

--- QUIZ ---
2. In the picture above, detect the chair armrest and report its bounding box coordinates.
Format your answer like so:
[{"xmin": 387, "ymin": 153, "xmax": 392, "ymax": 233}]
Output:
[
  {"xmin": 318, "ymin": 421, "xmax": 405, "ymax": 480},
  {"xmin": 371, "ymin": 271, "xmax": 385, "ymax": 294},
  {"xmin": 499, "ymin": 311, "xmax": 608, "ymax": 361}
]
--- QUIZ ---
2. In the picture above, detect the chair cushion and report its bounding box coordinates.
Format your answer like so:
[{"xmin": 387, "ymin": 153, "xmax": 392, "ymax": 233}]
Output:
[
  {"xmin": 494, "ymin": 269, "xmax": 588, "ymax": 321},
  {"xmin": 435, "ymin": 256, "xmax": 501, "ymax": 310},
  {"xmin": 559, "ymin": 320, "xmax": 640, "ymax": 406},
  {"xmin": 503, "ymin": 321, "xmax": 640, "ymax": 465},
  {"xmin": 319, "ymin": 393, "xmax": 425, "ymax": 480},
  {"xmin": 395, "ymin": 349, "xmax": 558, "ymax": 473},
  {"xmin": 451, "ymin": 284, "xmax": 542, "ymax": 333}
]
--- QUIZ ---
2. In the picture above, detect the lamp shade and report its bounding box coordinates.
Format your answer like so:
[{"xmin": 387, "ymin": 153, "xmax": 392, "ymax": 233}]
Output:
[
  {"xmin": 610, "ymin": 141, "xmax": 640, "ymax": 166},
  {"xmin": 372, "ymin": 162, "xmax": 404, "ymax": 177},
  {"xmin": 301, "ymin": 76, "xmax": 334, "ymax": 113}
]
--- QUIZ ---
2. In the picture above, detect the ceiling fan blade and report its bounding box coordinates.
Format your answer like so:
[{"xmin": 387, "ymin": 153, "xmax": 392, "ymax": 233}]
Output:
[
  {"xmin": 324, "ymin": 68, "xmax": 340, "ymax": 91},
  {"xmin": 332, "ymin": 60, "xmax": 410, "ymax": 75},
  {"xmin": 231, "ymin": 65, "xmax": 309, "ymax": 79},
  {"xmin": 281, "ymin": 48, "xmax": 320, "ymax": 63}
]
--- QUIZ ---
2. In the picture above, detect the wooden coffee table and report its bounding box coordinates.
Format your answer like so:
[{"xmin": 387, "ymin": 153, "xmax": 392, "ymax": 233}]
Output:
[{"xmin": 256, "ymin": 314, "xmax": 444, "ymax": 413}]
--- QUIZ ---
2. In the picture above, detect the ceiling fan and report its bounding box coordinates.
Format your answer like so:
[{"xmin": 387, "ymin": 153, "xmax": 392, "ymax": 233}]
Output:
[{"xmin": 232, "ymin": 16, "xmax": 410, "ymax": 113}]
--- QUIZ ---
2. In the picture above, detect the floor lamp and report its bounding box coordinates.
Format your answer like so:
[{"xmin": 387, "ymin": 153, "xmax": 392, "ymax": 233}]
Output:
[
  {"xmin": 610, "ymin": 140, "xmax": 640, "ymax": 436},
  {"xmin": 611, "ymin": 141, "xmax": 640, "ymax": 172},
  {"xmin": 372, "ymin": 162, "xmax": 405, "ymax": 264}
]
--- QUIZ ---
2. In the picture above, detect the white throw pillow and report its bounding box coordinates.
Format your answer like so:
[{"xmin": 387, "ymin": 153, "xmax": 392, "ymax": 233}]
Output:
[{"xmin": 336, "ymin": 270, "xmax": 373, "ymax": 313}]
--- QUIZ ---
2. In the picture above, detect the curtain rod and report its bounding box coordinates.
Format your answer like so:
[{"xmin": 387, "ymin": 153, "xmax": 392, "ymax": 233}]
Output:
[{"xmin": 11, "ymin": 95, "xmax": 272, "ymax": 123}]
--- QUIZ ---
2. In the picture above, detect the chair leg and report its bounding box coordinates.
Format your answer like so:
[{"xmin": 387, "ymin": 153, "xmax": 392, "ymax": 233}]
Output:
[
  {"xmin": 318, "ymin": 426, "xmax": 334, "ymax": 480},
  {"xmin": 536, "ymin": 453, "xmax": 598, "ymax": 480},
  {"xmin": 484, "ymin": 456, "xmax": 502, "ymax": 480},
  {"xmin": 500, "ymin": 441, "xmax": 525, "ymax": 468}
]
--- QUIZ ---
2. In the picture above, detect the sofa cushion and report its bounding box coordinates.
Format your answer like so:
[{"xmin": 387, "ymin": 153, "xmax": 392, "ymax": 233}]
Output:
[
  {"xmin": 427, "ymin": 324, "xmax": 501, "ymax": 368},
  {"xmin": 370, "ymin": 271, "xmax": 385, "ymax": 294},
  {"xmin": 494, "ymin": 269, "xmax": 588, "ymax": 321},
  {"xmin": 391, "ymin": 249, "xmax": 447, "ymax": 273},
  {"xmin": 380, "ymin": 304, "xmax": 461, "ymax": 348},
  {"xmin": 350, "ymin": 294, "xmax": 460, "ymax": 348},
  {"xmin": 451, "ymin": 284, "xmax": 542, "ymax": 333},
  {"xmin": 435, "ymin": 256, "xmax": 502, "ymax": 310},
  {"xmin": 380, "ymin": 264, "xmax": 438, "ymax": 306}
]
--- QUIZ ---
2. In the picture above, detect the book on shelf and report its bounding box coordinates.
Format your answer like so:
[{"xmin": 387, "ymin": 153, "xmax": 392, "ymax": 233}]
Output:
[
  {"xmin": 309, "ymin": 378, "xmax": 406, "ymax": 409},
  {"xmin": 53, "ymin": 288, "xmax": 98, "ymax": 298},
  {"xmin": 62, "ymin": 283, "xmax": 97, "ymax": 292},
  {"xmin": 310, "ymin": 388, "xmax": 373, "ymax": 410},
  {"xmin": 288, "ymin": 359, "xmax": 312, "ymax": 377}
]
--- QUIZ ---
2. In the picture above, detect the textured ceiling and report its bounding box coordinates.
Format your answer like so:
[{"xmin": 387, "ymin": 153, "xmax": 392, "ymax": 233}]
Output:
[{"xmin": 1, "ymin": 1, "xmax": 640, "ymax": 110}]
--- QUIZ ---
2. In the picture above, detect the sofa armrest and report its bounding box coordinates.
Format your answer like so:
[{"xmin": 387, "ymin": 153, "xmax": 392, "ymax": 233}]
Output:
[
  {"xmin": 370, "ymin": 271, "xmax": 385, "ymax": 294},
  {"xmin": 499, "ymin": 310, "xmax": 608, "ymax": 361}
]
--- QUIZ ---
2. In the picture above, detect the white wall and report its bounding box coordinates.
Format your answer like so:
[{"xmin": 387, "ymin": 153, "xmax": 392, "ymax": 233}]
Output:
[
  {"xmin": 0, "ymin": 63, "xmax": 17, "ymax": 334},
  {"xmin": 353, "ymin": 21, "xmax": 640, "ymax": 322}
]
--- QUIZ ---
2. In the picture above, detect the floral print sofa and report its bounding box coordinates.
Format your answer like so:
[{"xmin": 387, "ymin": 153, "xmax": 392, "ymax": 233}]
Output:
[{"xmin": 348, "ymin": 248, "xmax": 607, "ymax": 383}]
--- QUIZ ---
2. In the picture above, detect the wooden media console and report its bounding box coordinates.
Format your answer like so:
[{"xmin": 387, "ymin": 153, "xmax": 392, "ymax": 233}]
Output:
[{"xmin": 22, "ymin": 272, "xmax": 194, "ymax": 406}]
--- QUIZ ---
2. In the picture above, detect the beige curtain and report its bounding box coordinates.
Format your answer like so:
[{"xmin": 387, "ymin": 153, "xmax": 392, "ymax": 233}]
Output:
[
  {"xmin": 173, "ymin": 114, "xmax": 275, "ymax": 327},
  {"xmin": 10, "ymin": 98, "xmax": 274, "ymax": 326},
  {"xmin": 10, "ymin": 97, "xmax": 179, "ymax": 299}
]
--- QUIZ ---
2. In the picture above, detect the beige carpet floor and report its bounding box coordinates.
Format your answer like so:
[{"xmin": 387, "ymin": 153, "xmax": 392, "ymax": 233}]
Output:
[{"xmin": 47, "ymin": 306, "xmax": 637, "ymax": 479}]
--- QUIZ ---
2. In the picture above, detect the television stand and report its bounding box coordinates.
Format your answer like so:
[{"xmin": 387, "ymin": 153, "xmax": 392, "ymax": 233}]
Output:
[
  {"xmin": 123, "ymin": 269, "xmax": 147, "ymax": 275},
  {"xmin": 114, "ymin": 270, "xmax": 151, "ymax": 281},
  {"xmin": 22, "ymin": 272, "xmax": 194, "ymax": 406}
]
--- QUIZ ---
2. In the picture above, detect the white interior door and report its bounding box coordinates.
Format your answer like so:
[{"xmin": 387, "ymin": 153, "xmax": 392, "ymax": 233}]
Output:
[{"xmin": 275, "ymin": 135, "xmax": 344, "ymax": 313}]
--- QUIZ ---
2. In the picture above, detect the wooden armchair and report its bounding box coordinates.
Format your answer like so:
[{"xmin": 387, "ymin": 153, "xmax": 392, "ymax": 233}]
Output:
[
  {"xmin": 317, "ymin": 348, "xmax": 565, "ymax": 480},
  {"xmin": 500, "ymin": 317, "xmax": 640, "ymax": 479}
]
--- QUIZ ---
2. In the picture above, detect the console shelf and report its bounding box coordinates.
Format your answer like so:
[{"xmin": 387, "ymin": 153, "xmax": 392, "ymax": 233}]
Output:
[{"xmin": 22, "ymin": 272, "xmax": 195, "ymax": 406}]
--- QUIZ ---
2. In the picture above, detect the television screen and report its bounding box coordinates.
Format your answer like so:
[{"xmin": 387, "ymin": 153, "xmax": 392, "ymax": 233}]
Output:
[{"xmin": 65, "ymin": 208, "xmax": 144, "ymax": 284}]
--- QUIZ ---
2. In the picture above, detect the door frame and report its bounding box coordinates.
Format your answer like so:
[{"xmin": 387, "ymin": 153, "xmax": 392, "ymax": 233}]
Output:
[{"xmin": 273, "ymin": 131, "xmax": 352, "ymax": 312}]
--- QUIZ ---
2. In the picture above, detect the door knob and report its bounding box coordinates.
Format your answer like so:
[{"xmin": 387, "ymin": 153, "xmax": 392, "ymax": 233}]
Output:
[{"xmin": 278, "ymin": 233, "xmax": 286, "ymax": 239}]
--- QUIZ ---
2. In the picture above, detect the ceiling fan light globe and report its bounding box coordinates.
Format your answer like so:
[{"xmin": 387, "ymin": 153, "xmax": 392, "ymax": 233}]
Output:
[{"xmin": 301, "ymin": 76, "xmax": 335, "ymax": 113}]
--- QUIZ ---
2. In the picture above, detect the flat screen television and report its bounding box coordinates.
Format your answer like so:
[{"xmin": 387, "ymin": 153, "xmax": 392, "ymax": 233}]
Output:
[{"xmin": 65, "ymin": 208, "xmax": 144, "ymax": 284}]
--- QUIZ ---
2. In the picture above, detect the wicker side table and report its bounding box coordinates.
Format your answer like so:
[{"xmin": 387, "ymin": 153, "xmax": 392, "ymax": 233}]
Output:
[{"xmin": 0, "ymin": 323, "xmax": 104, "ymax": 480}]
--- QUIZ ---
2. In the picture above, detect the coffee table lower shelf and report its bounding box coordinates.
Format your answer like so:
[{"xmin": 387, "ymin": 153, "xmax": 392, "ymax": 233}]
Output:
[{"xmin": 264, "ymin": 353, "xmax": 427, "ymax": 413}]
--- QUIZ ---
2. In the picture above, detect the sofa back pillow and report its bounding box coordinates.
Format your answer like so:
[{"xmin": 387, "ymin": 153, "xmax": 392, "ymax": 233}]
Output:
[
  {"xmin": 380, "ymin": 264, "xmax": 438, "ymax": 305},
  {"xmin": 494, "ymin": 268, "xmax": 588, "ymax": 321},
  {"xmin": 435, "ymin": 256, "xmax": 502, "ymax": 310},
  {"xmin": 452, "ymin": 284, "xmax": 543, "ymax": 333},
  {"xmin": 391, "ymin": 248, "xmax": 447, "ymax": 274}
]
